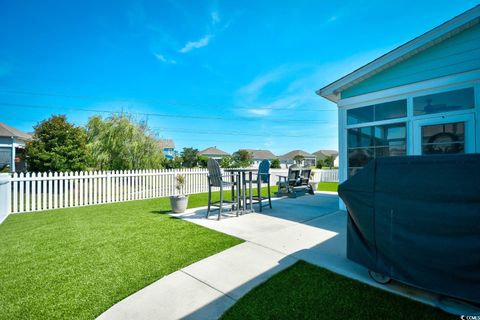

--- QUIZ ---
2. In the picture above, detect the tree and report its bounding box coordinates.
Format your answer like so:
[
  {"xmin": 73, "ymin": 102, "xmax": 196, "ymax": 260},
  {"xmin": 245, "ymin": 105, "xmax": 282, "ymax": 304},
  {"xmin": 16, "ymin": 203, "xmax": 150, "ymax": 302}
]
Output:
[
  {"xmin": 231, "ymin": 150, "xmax": 253, "ymax": 168},
  {"xmin": 164, "ymin": 156, "xmax": 183, "ymax": 169},
  {"xmin": 293, "ymin": 154, "xmax": 304, "ymax": 165},
  {"xmin": 270, "ymin": 158, "xmax": 281, "ymax": 169},
  {"xmin": 324, "ymin": 155, "xmax": 335, "ymax": 168},
  {"xmin": 86, "ymin": 115, "xmax": 164, "ymax": 170},
  {"xmin": 26, "ymin": 115, "xmax": 89, "ymax": 172},
  {"xmin": 181, "ymin": 147, "xmax": 199, "ymax": 168},
  {"xmin": 220, "ymin": 156, "xmax": 233, "ymax": 168},
  {"xmin": 316, "ymin": 160, "xmax": 324, "ymax": 169},
  {"xmin": 197, "ymin": 155, "xmax": 209, "ymax": 168}
]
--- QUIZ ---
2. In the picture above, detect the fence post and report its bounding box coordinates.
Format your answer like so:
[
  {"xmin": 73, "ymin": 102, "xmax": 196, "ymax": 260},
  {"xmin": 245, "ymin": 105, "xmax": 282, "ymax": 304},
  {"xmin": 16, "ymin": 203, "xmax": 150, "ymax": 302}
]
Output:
[{"xmin": 0, "ymin": 173, "xmax": 11, "ymax": 223}]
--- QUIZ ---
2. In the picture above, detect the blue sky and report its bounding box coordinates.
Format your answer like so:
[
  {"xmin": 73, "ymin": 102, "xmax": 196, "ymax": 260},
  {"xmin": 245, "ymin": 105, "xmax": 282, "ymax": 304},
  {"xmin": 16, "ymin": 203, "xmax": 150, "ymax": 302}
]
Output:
[{"xmin": 0, "ymin": 0, "xmax": 477, "ymax": 155}]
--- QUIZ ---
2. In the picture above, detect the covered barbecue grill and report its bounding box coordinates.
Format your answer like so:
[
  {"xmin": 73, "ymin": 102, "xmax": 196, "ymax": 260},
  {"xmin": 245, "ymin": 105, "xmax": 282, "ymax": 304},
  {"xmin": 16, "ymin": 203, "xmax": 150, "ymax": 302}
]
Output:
[{"xmin": 338, "ymin": 154, "xmax": 480, "ymax": 305}]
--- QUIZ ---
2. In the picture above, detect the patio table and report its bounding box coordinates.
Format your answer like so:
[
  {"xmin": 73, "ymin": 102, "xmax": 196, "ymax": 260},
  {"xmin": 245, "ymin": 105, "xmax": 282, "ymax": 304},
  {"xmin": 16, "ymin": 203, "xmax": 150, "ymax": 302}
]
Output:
[{"xmin": 224, "ymin": 168, "xmax": 258, "ymax": 214}]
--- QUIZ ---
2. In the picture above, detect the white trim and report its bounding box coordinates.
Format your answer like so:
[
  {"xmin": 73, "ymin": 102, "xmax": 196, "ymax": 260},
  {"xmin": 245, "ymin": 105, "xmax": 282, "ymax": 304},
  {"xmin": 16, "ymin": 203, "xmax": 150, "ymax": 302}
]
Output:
[
  {"xmin": 317, "ymin": 6, "xmax": 480, "ymax": 102},
  {"xmin": 338, "ymin": 108, "xmax": 347, "ymax": 210},
  {"xmin": 338, "ymin": 69, "xmax": 480, "ymax": 108}
]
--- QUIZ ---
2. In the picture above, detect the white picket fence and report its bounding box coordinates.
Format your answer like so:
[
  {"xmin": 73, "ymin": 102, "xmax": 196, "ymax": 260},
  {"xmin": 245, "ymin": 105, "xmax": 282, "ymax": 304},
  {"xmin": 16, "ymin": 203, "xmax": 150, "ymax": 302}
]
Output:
[{"xmin": 6, "ymin": 168, "xmax": 338, "ymax": 214}]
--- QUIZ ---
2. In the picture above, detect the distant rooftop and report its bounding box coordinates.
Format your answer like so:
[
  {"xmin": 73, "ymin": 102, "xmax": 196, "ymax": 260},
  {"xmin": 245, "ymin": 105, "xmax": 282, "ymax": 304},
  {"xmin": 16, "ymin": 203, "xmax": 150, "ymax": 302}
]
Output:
[
  {"xmin": 313, "ymin": 150, "xmax": 338, "ymax": 158},
  {"xmin": 243, "ymin": 149, "xmax": 276, "ymax": 160},
  {"xmin": 279, "ymin": 149, "xmax": 315, "ymax": 160},
  {"xmin": 199, "ymin": 146, "xmax": 230, "ymax": 156},
  {"xmin": 0, "ymin": 122, "xmax": 32, "ymax": 140}
]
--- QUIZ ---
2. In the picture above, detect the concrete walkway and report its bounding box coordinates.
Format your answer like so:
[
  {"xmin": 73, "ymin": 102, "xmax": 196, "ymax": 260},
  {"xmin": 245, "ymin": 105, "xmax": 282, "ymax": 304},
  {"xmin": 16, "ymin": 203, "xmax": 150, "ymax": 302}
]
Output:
[{"xmin": 98, "ymin": 193, "xmax": 467, "ymax": 319}]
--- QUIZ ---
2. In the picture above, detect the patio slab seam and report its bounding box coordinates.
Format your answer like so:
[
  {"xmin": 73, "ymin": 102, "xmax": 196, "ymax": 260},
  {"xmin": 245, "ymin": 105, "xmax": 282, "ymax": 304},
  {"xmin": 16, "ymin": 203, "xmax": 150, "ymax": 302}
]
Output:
[{"xmin": 179, "ymin": 269, "xmax": 238, "ymax": 302}]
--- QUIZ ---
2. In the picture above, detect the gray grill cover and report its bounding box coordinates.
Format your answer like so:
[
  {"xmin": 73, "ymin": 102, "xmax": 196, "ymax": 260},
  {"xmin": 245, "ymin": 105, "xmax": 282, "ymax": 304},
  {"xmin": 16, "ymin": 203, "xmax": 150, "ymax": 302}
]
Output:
[{"xmin": 338, "ymin": 154, "xmax": 480, "ymax": 304}]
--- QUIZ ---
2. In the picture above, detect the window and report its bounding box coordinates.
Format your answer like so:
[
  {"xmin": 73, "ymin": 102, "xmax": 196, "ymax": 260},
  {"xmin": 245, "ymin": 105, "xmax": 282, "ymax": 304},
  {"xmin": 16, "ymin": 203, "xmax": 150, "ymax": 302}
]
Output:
[
  {"xmin": 347, "ymin": 99, "xmax": 407, "ymax": 125},
  {"xmin": 413, "ymin": 87, "xmax": 474, "ymax": 116},
  {"xmin": 0, "ymin": 147, "xmax": 12, "ymax": 166},
  {"xmin": 421, "ymin": 122, "xmax": 465, "ymax": 155},
  {"xmin": 347, "ymin": 123, "xmax": 406, "ymax": 177}
]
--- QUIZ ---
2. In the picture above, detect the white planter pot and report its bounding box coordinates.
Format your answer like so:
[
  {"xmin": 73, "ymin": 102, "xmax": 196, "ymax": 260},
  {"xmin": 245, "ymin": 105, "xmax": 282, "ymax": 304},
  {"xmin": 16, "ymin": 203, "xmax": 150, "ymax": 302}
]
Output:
[{"xmin": 170, "ymin": 195, "xmax": 189, "ymax": 213}]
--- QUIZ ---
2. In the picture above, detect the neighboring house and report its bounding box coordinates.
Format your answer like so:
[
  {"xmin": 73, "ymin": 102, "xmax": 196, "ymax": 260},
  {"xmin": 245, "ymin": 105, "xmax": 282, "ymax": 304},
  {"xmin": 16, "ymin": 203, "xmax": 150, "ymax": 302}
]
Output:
[
  {"xmin": 279, "ymin": 150, "xmax": 316, "ymax": 167},
  {"xmin": 317, "ymin": 6, "xmax": 480, "ymax": 207},
  {"xmin": 0, "ymin": 122, "xmax": 32, "ymax": 172},
  {"xmin": 313, "ymin": 150, "xmax": 339, "ymax": 166},
  {"xmin": 243, "ymin": 149, "xmax": 277, "ymax": 167},
  {"xmin": 199, "ymin": 146, "xmax": 230, "ymax": 160},
  {"xmin": 158, "ymin": 139, "xmax": 175, "ymax": 160}
]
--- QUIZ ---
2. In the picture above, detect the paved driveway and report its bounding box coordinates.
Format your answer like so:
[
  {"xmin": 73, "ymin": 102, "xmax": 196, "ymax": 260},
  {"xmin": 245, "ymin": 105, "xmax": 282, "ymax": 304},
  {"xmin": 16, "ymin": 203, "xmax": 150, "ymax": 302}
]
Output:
[{"xmin": 98, "ymin": 193, "xmax": 457, "ymax": 320}]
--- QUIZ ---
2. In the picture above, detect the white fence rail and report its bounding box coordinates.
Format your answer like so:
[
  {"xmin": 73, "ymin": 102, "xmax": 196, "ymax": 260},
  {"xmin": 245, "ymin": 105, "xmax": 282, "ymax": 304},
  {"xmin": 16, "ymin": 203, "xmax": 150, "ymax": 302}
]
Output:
[{"xmin": 5, "ymin": 168, "xmax": 338, "ymax": 215}]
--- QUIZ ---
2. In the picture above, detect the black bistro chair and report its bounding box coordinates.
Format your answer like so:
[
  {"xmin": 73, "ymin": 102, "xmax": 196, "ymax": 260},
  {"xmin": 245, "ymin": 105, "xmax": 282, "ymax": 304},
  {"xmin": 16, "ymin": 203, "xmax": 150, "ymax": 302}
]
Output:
[
  {"xmin": 206, "ymin": 158, "xmax": 239, "ymax": 220},
  {"xmin": 246, "ymin": 159, "xmax": 272, "ymax": 212}
]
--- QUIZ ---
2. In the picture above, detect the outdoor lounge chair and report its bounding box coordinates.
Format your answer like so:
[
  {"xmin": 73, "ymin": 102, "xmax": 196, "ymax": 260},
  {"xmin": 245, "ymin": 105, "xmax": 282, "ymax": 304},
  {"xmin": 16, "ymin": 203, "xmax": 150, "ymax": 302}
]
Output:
[
  {"xmin": 206, "ymin": 158, "xmax": 239, "ymax": 220},
  {"xmin": 277, "ymin": 164, "xmax": 314, "ymax": 197},
  {"xmin": 245, "ymin": 159, "xmax": 272, "ymax": 212}
]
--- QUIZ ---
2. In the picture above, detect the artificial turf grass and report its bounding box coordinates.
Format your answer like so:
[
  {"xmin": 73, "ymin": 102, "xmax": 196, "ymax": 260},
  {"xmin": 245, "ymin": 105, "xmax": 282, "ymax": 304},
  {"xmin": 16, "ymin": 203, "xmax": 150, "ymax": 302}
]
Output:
[
  {"xmin": 221, "ymin": 261, "xmax": 455, "ymax": 320},
  {"xmin": 0, "ymin": 193, "xmax": 244, "ymax": 320},
  {"xmin": 317, "ymin": 182, "xmax": 338, "ymax": 192}
]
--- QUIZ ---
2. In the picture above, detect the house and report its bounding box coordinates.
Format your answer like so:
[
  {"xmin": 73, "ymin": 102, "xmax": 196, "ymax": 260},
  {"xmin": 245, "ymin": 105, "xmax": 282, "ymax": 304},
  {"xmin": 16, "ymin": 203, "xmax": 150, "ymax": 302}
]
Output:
[
  {"xmin": 279, "ymin": 150, "xmax": 316, "ymax": 168},
  {"xmin": 158, "ymin": 139, "xmax": 175, "ymax": 160},
  {"xmin": 242, "ymin": 149, "xmax": 277, "ymax": 167},
  {"xmin": 0, "ymin": 122, "xmax": 32, "ymax": 172},
  {"xmin": 313, "ymin": 150, "xmax": 339, "ymax": 167},
  {"xmin": 199, "ymin": 146, "xmax": 230, "ymax": 160},
  {"xmin": 318, "ymin": 6, "xmax": 480, "ymax": 207}
]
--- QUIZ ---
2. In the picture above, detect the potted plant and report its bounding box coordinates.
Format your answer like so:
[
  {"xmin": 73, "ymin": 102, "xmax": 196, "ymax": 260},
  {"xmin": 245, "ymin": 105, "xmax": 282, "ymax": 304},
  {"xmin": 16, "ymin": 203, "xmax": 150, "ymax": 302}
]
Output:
[
  {"xmin": 309, "ymin": 171, "xmax": 319, "ymax": 192},
  {"xmin": 170, "ymin": 174, "xmax": 189, "ymax": 213}
]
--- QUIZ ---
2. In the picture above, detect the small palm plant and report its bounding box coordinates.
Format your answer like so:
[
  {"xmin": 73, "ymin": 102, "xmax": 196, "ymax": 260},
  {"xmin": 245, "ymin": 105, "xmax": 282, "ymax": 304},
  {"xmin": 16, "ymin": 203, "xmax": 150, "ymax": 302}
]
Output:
[
  {"xmin": 175, "ymin": 174, "xmax": 186, "ymax": 195},
  {"xmin": 170, "ymin": 174, "xmax": 189, "ymax": 213}
]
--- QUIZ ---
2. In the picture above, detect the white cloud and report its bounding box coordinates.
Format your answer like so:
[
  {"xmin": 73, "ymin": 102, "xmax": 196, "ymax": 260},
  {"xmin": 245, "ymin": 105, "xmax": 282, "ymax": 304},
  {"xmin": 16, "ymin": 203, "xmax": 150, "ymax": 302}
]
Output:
[
  {"xmin": 236, "ymin": 66, "xmax": 294, "ymax": 102},
  {"xmin": 153, "ymin": 53, "xmax": 177, "ymax": 64},
  {"xmin": 327, "ymin": 16, "xmax": 337, "ymax": 23},
  {"xmin": 246, "ymin": 108, "xmax": 271, "ymax": 116},
  {"xmin": 211, "ymin": 11, "xmax": 220, "ymax": 25},
  {"xmin": 179, "ymin": 34, "xmax": 213, "ymax": 53}
]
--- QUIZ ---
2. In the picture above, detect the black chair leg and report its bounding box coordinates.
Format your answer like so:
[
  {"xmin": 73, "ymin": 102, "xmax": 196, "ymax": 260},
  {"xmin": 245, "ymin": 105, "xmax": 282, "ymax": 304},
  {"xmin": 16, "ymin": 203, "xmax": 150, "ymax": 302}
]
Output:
[
  {"xmin": 268, "ymin": 182, "xmax": 272, "ymax": 208},
  {"xmin": 206, "ymin": 184, "xmax": 211, "ymax": 218},
  {"xmin": 257, "ymin": 180, "xmax": 262, "ymax": 212},
  {"xmin": 218, "ymin": 186, "xmax": 223, "ymax": 220}
]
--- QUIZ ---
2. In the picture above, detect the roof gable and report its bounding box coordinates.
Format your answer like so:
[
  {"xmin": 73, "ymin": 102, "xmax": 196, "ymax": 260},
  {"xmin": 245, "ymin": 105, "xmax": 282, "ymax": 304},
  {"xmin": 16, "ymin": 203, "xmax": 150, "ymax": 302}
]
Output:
[
  {"xmin": 199, "ymin": 147, "xmax": 229, "ymax": 156},
  {"xmin": 0, "ymin": 122, "xmax": 32, "ymax": 140},
  {"xmin": 243, "ymin": 149, "xmax": 276, "ymax": 159},
  {"xmin": 318, "ymin": 5, "xmax": 480, "ymax": 102},
  {"xmin": 279, "ymin": 150, "xmax": 315, "ymax": 160}
]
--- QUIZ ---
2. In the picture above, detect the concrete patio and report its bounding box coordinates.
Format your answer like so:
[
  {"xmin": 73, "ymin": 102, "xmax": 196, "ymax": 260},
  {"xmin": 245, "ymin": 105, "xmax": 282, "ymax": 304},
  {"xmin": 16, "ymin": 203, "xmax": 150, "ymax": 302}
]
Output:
[{"xmin": 98, "ymin": 192, "xmax": 464, "ymax": 320}]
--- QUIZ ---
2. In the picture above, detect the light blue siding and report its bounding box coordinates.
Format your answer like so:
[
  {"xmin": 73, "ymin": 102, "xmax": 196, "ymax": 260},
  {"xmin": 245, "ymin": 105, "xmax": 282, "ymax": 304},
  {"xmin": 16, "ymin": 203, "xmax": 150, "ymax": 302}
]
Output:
[{"xmin": 342, "ymin": 23, "xmax": 480, "ymax": 98}]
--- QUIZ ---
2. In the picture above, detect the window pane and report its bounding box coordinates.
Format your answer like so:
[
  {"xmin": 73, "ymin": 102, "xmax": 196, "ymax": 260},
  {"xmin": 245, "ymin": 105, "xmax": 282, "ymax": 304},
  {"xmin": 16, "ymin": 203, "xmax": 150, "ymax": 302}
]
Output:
[
  {"xmin": 375, "ymin": 144, "xmax": 406, "ymax": 158},
  {"xmin": 347, "ymin": 127, "xmax": 374, "ymax": 148},
  {"xmin": 0, "ymin": 147, "xmax": 12, "ymax": 166},
  {"xmin": 421, "ymin": 122, "xmax": 465, "ymax": 155},
  {"xmin": 347, "ymin": 122, "xmax": 406, "ymax": 178},
  {"xmin": 347, "ymin": 105, "xmax": 373, "ymax": 125},
  {"xmin": 375, "ymin": 99, "xmax": 407, "ymax": 121},
  {"xmin": 413, "ymin": 88, "xmax": 475, "ymax": 116},
  {"xmin": 348, "ymin": 148, "xmax": 373, "ymax": 168},
  {"xmin": 374, "ymin": 123, "xmax": 406, "ymax": 146}
]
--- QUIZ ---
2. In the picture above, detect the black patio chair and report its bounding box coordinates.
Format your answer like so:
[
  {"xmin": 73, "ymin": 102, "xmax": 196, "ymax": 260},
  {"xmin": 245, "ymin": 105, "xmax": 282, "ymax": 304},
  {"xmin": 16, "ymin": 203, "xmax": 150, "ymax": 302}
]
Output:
[
  {"xmin": 299, "ymin": 167, "xmax": 315, "ymax": 195},
  {"xmin": 246, "ymin": 159, "xmax": 272, "ymax": 212},
  {"xmin": 206, "ymin": 158, "xmax": 239, "ymax": 220}
]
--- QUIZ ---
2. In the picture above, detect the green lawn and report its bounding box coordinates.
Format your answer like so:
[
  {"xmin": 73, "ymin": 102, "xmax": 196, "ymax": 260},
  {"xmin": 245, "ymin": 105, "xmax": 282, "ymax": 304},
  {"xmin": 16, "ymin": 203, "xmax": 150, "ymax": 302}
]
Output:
[
  {"xmin": 317, "ymin": 182, "xmax": 338, "ymax": 192},
  {"xmin": 0, "ymin": 192, "xmax": 245, "ymax": 320},
  {"xmin": 221, "ymin": 261, "xmax": 454, "ymax": 320}
]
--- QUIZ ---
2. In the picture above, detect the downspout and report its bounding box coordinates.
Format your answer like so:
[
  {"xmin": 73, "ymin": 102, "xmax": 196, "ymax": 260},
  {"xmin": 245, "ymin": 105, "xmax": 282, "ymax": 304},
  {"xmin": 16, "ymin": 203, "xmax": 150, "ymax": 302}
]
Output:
[{"xmin": 11, "ymin": 136, "xmax": 15, "ymax": 172}]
